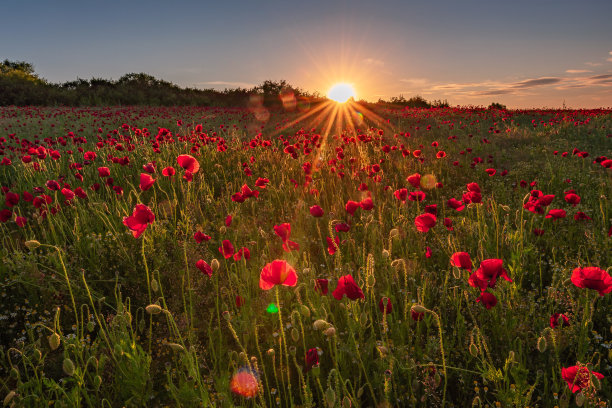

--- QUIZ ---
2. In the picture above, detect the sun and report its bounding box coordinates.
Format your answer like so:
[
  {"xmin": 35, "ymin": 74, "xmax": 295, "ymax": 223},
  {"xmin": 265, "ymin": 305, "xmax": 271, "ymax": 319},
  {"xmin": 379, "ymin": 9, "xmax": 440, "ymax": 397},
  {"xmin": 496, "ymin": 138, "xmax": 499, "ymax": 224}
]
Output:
[{"xmin": 327, "ymin": 83, "xmax": 356, "ymax": 103}]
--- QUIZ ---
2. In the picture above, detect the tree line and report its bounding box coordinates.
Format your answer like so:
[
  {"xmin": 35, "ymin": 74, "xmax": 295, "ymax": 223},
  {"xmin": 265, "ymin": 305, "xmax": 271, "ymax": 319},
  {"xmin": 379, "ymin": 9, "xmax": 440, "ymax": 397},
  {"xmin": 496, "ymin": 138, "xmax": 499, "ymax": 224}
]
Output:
[{"xmin": 0, "ymin": 59, "xmax": 320, "ymax": 107}]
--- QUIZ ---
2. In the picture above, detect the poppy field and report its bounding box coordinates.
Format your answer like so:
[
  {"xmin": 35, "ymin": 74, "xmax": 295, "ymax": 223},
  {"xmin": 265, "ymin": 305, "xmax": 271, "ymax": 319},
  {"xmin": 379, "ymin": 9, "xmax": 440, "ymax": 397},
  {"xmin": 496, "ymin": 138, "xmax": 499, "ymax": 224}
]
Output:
[{"xmin": 0, "ymin": 104, "xmax": 611, "ymax": 407}]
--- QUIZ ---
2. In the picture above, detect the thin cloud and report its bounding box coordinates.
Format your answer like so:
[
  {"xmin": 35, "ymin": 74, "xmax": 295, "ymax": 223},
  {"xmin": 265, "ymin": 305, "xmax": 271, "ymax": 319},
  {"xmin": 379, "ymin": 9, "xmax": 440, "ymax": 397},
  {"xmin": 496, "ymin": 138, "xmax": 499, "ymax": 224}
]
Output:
[
  {"xmin": 476, "ymin": 89, "xmax": 514, "ymax": 96},
  {"xmin": 589, "ymin": 74, "xmax": 612, "ymax": 80},
  {"xmin": 566, "ymin": 69, "xmax": 591, "ymax": 74},
  {"xmin": 363, "ymin": 58, "xmax": 384, "ymax": 67},
  {"xmin": 511, "ymin": 77, "xmax": 562, "ymax": 89},
  {"xmin": 585, "ymin": 62, "xmax": 602, "ymax": 67}
]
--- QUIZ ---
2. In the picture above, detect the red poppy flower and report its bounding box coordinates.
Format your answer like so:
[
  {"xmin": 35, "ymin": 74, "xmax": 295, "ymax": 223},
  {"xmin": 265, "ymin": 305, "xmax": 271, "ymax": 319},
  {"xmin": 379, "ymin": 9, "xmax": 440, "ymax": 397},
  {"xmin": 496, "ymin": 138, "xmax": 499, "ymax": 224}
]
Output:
[
  {"xmin": 177, "ymin": 154, "xmax": 200, "ymax": 173},
  {"xmin": 98, "ymin": 167, "xmax": 110, "ymax": 177},
  {"xmin": 425, "ymin": 246, "xmax": 432, "ymax": 258},
  {"xmin": 408, "ymin": 191, "xmax": 426, "ymax": 202},
  {"xmin": 122, "ymin": 204, "xmax": 155, "ymax": 238},
  {"xmin": 574, "ymin": 212, "xmax": 591, "ymax": 221},
  {"xmin": 546, "ymin": 209, "xmax": 566, "ymax": 220},
  {"xmin": 447, "ymin": 198, "xmax": 465, "ymax": 211},
  {"xmin": 549, "ymin": 313, "xmax": 570, "ymax": 328},
  {"xmin": 162, "ymin": 166, "xmax": 175, "ymax": 177},
  {"xmin": 407, "ymin": 173, "xmax": 421, "ymax": 188},
  {"xmin": 5, "ymin": 192, "xmax": 19, "ymax": 207},
  {"xmin": 485, "ymin": 168, "xmax": 496, "ymax": 176},
  {"xmin": 379, "ymin": 297, "xmax": 392, "ymax": 314},
  {"xmin": 360, "ymin": 197, "xmax": 374, "ymax": 211},
  {"xmin": 61, "ymin": 188, "xmax": 74, "ymax": 202},
  {"xmin": 570, "ymin": 267, "xmax": 612, "ymax": 296},
  {"xmin": 443, "ymin": 217, "xmax": 454, "ymax": 231},
  {"xmin": 327, "ymin": 236, "xmax": 340, "ymax": 255},
  {"xmin": 561, "ymin": 365, "xmax": 604, "ymax": 393},
  {"xmin": 315, "ymin": 278, "xmax": 329, "ymax": 295},
  {"xmin": 233, "ymin": 247, "xmax": 250, "ymax": 261},
  {"xmin": 345, "ymin": 200, "xmax": 360, "ymax": 215},
  {"xmin": 533, "ymin": 228, "xmax": 545, "ymax": 236},
  {"xmin": 219, "ymin": 239, "xmax": 235, "ymax": 259},
  {"xmin": 424, "ymin": 204, "xmax": 437, "ymax": 215},
  {"xmin": 305, "ymin": 348, "xmax": 319, "ymax": 372},
  {"xmin": 450, "ymin": 252, "xmax": 472, "ymax": 271},
  {"xmin": 139, "ymin": 173, "xmax": 156, "ymax": 191},
  {"xmin": 274, "ymin": 223, "xmax": 300, "ymax": 252},
  {"xmin": 225, "ymin": 214, "xmax": 232, "ymax": 227},
  {"xmin": 466, "ymin": 182, "xmax": 480, "ymax": 193},
  {"xmin": 0, "ymin": 209, "xmax": 12, "ymax": 223},
  {"xmin": 310, "ymin": 205, "xmax": 324, "ymax": 217},
  {"xmin": 259, "ymin": 259, "xmax": 298, "ymax": 290},
  {"xmin": 469, "ymin": 259, "xmax": 512, "ymax": 290},
  {"xmin": 536, "ymin": 194, "xmax": 555, "ymax": 207},
  {"xmin": 565, "ymin": 193, "xmax": 581, "ymax": 206},
  {"xmin": 196, "ymin": 260, "xmax": 212, "ymax": 277},
  {"xmin": 335, "ymin": 222, "xmax": 350, "ymax": 233},
  {"xmin": 476, "ymin": 291, "xmax": 497, "ymax": 309},
  {"xmin": 411, "ymin": 309, "xmax": 424, "ymax": 321},
  {"xmin": 255, "ymin": 177, "xmax": 269, "ymax": 188},
  {"xmin": 183, "ymin": 171, "xmax": 193, "ymax": 182},
  {"xmin": 332, "ymin": 274, "xmax": 364, "ymax": 300},
  {"xmin": 415, "ymin": 213, "xmax": 437, "ymax": 232},
  {"xmin": 436, "ymin": 151, "xmax": 446, "ymax": 158},
  {"xmin": 15, "ymin": 216, "xmax": 27, "ymax": 227},
  {"xmin": 394, "ymin": 188, "xmax": 408, "ymax": 203},
  {"xmin": 74, "ymin": 187, "xmax": 87, "ymax": 199},
  {"xmin": 235, "ymin": 295, "xmax": 245, "ymax": 308},
  {"xmin": 194, "ymin": 231, "xmax": 211, "ymax": 243}
]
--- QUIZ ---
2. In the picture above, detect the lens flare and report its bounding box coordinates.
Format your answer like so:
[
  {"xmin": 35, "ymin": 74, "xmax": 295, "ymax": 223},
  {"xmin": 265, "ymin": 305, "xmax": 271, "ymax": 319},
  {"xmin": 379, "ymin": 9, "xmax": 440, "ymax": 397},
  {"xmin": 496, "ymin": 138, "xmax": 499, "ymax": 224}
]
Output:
[
  {"xmin": 327, "ymin": 83, "xmax": 356, "ymax": 103},
  {"xmin": 230, "ymin": 367, "xmax": 259, "ymax": 398}
]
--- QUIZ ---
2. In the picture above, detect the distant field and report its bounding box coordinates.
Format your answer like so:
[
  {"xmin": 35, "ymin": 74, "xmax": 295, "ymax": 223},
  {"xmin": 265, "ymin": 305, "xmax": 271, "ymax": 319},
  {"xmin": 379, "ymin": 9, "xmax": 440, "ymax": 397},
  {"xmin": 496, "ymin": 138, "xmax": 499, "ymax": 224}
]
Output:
[{"xmin": 1, "ymin": 105, "xmax": 610, "ymax": 407}]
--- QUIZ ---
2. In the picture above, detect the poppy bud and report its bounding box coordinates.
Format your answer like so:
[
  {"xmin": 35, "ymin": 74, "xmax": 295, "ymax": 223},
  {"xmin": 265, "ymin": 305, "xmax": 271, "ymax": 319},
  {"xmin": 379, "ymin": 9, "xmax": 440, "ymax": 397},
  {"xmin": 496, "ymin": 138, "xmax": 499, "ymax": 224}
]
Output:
[
  {"xmin": 366, "ymin": 274, "xmax": 376, "ymax": 287},
  {"xmin": 94, "ymin": 375, "xmax": 102, "ymax": 390},
  {"xmin": 389, "ymin": 228, "xmax": 399, "ymax": 239},
  {"xmin": 313, "ymin": 319, "xmax": 329, "ymax": 330},
  {"xmin": 87, "ymin": 321, "xmax": 95, "ymax": 332},
  {"xmin": 48, "ymin": 332, "xmax": 60, "ymax": 351},
  {"xmin": 382, "ymin": 249, "xmax": 390, "ymax": 258},
  {"xmin": 469, "ymin": 343, "xmax": 478, "ymax": 357},
  {"xmin": 145, "ymin": 304, "xmax": 162, "ymax": 315},
  {"xmin": 25, "ymin": 240, "xmax": 41, "ymax": 249},
  {"xmin": 472, "ymin": 396, "xmax": 482, "ymax": 407},
  {"xmin": 289, "ymin": 346, "xmax": 296, "ymax": 356},
  {"xmin": 359, "ymin": 311, "xmax": 368, "ymax": 326},
  {"xmin": 63, "ymin": 358, "xmax": 75, "ymax": 376},
  {"xmin": 222, "ymin": 311, "xmax": 231, "ymax": 321},
  {"xmin": 591, "ymin": 372, "xmax": 601, "ymax": 390},
  {"xmin": 299, "ymin": 304, "xmax": 310, "ymax": 318},
  {"xmin": 211, "ymin": 259, "xmax": 220, "ymax": 271},
  {"xmin": 342, "ymin": 396, "xmax": 352, "ymax": 408},
  {"xmin": 575, "ymin": 392, "xmax": 585, "ymax": 407},
  {"xmin": 166, "ymin": 342, "xmax": 185, "ymax": 352},
  {"xmin": 3, "ymin": 391, "xmax": 16, "ymax": 406},
  {"xmin": 411, "ymin": 304, "xmax": 427, "ymax": 314},
  {"xmin": 537, "ymin": 336, "xmax": 547, "ymax": 352},
  {"xmin": 325, "ymin": 387, "xmax": 336, "ymax": 407},
  {"xmin": 150, "ymin": 278, "xmax": 159, "ymax": 292},
  {"xmin": 291, "ymin": 328, "xmax": 299, "ymax": 342},
  {"xmin": 266, "ymin": 348, "xmax": 275, "ymax": 357},
  {"xmin": 324, "ymin": 327, "xmax": 336, "ymax": 337}
]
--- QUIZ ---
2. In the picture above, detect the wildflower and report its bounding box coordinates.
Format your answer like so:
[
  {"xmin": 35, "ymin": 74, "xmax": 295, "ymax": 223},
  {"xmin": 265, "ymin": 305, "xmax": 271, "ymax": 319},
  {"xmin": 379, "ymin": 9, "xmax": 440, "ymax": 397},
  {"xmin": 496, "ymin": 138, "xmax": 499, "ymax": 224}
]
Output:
[
  {"xmin": 196, "ymin": 260, "xmax": 213, "ymax": 277},
  {"xmin": 122, "ymin": 204, "xmax": 154, "ymax": 238},
  {"xmin": 315, "ymin": 278, "xmax": 329, "ymax": 295},
  {"xmin": 219, "ymin": 240, "xmax": 235, "ymax": 259},
  {"xmin": 332, "ymin": 274, "xmax": 364, "ymax": 300},
  {"xmin": 310, "ymin": 205, "xmax": 324, "ymax": 217},
  {"xmin": 139, "ymin": 173, "xmax": 156, "ymax": 191},
  {"xmin": 273, "ymin": 223, "xmax": 300, "ymax": 252},
  {"xmin": 476, "ymin": 291, "xmax": 497, "ymax": 309},
  {"xmin": 550, "ymin": 313, "xmax": 570, "ymax": 328},
  {"xmin": 259, "ymin": 260, "xmax": 298, "ymax": 290},
  {"xmin": 450, "ymin": 252, "xmax": 472, "ymax": 271},
  {"xmin": 415, "ymin": 213, "xmax": 436, "ymax": 232},
  {"xmin": 305, "ymin": 348, "xmax": 319, "ymax": 372},
  {"xmin": 561, "ymin": 365, "xmax": 604, "ymax": 393},
  {"xmin": 570, "ymin": 267, "xmax": 612, "ymax": 296},
  {"xmin": 177, "ymin": 154, "xmax": 200, "ymax": 173}
]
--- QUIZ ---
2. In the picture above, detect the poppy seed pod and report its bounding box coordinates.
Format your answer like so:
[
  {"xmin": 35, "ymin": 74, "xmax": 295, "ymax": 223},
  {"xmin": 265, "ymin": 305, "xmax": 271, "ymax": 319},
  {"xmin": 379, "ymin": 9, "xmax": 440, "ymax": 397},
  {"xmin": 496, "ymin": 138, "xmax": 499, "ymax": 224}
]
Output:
[
  {"xmin": 150, "ymin": 278, "xmax": 159, "ymax": 293},
  {"xmin": 313, "ymin": 319, "xmax": 329, "ymax": 330},
  {"xmin": 211, "ymin": 259, "xmax": 220, "ymax": 271}
]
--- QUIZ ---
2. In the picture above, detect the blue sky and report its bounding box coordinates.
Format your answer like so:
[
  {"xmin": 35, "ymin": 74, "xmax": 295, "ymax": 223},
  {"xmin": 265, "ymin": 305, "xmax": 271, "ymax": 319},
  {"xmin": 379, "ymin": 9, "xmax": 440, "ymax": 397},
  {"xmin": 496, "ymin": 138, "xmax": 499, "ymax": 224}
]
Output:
[{"xmin": 2, "ymin": 0, "xmax": 611, "ymax": 107}]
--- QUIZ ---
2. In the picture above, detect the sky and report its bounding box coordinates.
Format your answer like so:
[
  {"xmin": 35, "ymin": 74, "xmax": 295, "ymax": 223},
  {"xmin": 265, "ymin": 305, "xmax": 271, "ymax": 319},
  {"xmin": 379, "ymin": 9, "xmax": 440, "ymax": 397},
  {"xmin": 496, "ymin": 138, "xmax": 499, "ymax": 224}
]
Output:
[{"xmin": 2, "ymin": 0, "xmax": 612, "ymax": 108}]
